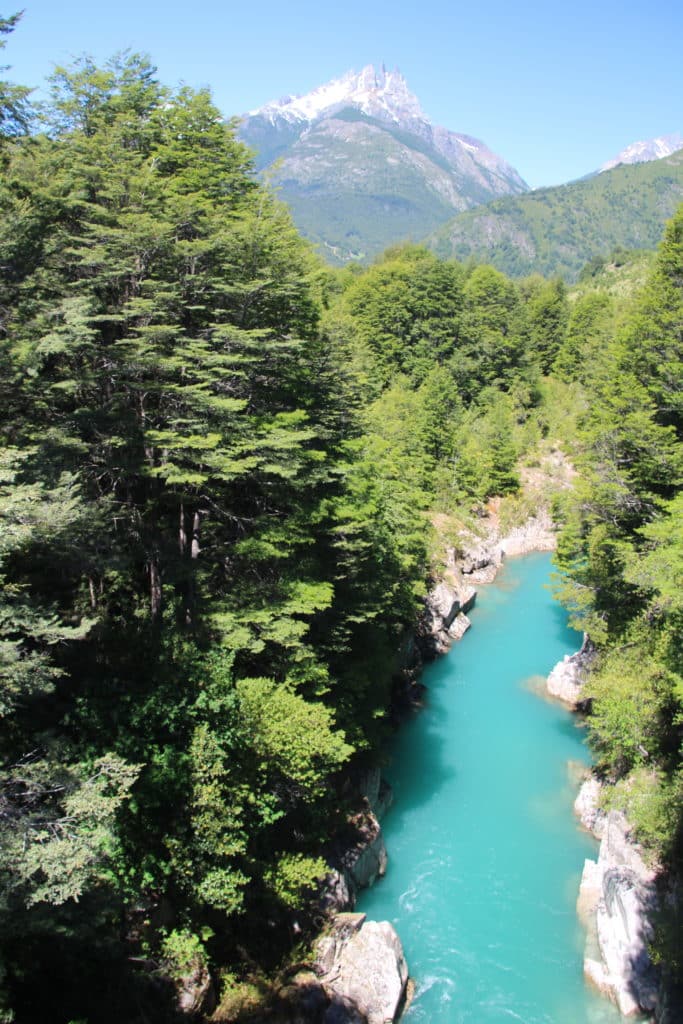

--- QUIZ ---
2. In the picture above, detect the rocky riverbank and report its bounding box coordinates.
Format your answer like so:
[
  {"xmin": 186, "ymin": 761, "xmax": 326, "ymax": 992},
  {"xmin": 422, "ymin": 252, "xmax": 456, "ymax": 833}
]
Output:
[
  {"xmin": 575, "ymin": 776, "xmax": 660, "ymax": 1019},
  {"xmin": 289, "ymin": 471, "xmax": 571, "ymax": 1023},
  {"xmin": 416, "ymin": 504, "xmax": 557, "ymax": 665},
  {"xmin": 545, "ymin": 650, "xmax": 663, "ymax": 1021},
  {"xmin": 281, "ymin": 769, "xmax": 409, "ymax": 1024}
]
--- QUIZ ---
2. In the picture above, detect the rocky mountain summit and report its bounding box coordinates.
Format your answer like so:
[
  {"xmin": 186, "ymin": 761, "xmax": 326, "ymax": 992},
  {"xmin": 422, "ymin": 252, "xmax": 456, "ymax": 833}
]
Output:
[
  {"xmin": 600, "ymin": 132, "xmax": 683, "ymax": 172},
  {"xmin": 238, "ymin": 64, "xmax": 528, "ymax": 263},
  {"xmin": 249, "ymin": 64, "xmax": 427, "ymax": 133}
]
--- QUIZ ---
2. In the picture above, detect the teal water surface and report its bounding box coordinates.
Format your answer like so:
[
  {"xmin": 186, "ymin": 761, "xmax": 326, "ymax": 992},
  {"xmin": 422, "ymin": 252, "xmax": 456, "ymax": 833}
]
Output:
[{"xmin": 359, "ymin": 552, "xmax": 622, "ymax": 1023}]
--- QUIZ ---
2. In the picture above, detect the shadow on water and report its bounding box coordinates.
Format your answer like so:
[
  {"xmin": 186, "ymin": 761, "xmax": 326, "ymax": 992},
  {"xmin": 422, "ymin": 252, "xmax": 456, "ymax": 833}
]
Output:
[
  {"xmin": 547, "ymin": 597, "xmax": 582, "ymax": 648},
  {"xmin": 380, "ymin": 694, "xmax": 457, "ymax": 830},
  {"xmin": 552, "ymin": 713, "xmax": 591, "ymax": 746}
]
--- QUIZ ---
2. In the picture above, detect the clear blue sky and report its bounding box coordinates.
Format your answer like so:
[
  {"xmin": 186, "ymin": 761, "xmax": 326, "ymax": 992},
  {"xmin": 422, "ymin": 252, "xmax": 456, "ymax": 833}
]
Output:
[{"xmin": 3, "ymin": 0, "xmax": 682, "ymax": 187}]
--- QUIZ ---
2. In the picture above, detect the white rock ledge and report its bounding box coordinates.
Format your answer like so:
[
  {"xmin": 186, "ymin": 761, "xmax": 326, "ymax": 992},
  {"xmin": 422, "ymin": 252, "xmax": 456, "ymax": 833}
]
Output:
[{"xmin": 578, "ymin": 807, "xmax": 659, "ymax": 1018}]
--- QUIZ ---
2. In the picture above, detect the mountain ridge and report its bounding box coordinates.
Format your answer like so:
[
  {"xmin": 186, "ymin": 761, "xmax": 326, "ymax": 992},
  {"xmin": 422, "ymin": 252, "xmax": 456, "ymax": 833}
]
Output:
[
  {"xmin": 600, "ymin": 132, "xmax": 683, "ymax": 173},
  {"xmin": 427, "ymin": 148, "xmax": 683, "ymax": 280},
  {"xmin": 238, "ymin": 64, "xmax": 528, "ymax": 263}
]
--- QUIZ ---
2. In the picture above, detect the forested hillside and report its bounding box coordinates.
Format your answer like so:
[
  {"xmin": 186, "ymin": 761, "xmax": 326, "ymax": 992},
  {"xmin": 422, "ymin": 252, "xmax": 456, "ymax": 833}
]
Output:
[
  {"xmin": 428, "ymin": 149, "xmax": 683, "ymax": 280},
  {"xmin": 0, "ymin": 17, "xmax": 682, "ymax": 1023}
]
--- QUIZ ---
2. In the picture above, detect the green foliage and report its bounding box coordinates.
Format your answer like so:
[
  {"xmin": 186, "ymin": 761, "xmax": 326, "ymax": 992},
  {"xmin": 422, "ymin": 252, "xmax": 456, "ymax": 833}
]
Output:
[
  {"xmin": 161, "ymin": 928, "xmax": 208, "ymax": 981},
  {"xmin": 338, "ymin": 246, "xmax": 465, "ymax": 386},
  {"xmin": 604, "ymin": 768, "xmax": 683, "ymax": 863},
  {"xmin": 555, "ymin": 291, "xmax": 613, "ymax": 381},
  {"xmin": 1, "ymin": 753, "xmax": 140, "ymax": 906},
  {"xmin": 263, "ymin": 852, "xmax": 328, "ymax": 910},
  {"xmin": 0, "ymin": 13, "xmax": 31, "ymax": 140},
  {"xmin": 0, "ymin": 50, "xmax": 415, "ymax": 1022},
  {"xmin": 8, "ymin": 31, "xmax": 680, "ymax": 1023},
  {"xmin": 519, "ymin": 275, "xmax": 569, "ymax": 373},
  {"xmin": 236, "ymin": 678, "xmax": 353, "ymax": 799},
  {"xmin": 458, "ymin": 264, "xmax": 527, "ymax": 394},
  {"xmin": 587, "ymin": 651, "xmax": 677, "ymax": 776},
  {"xmin": 627, "ymin": 493, "xmax": 683, "ymax": 614}
]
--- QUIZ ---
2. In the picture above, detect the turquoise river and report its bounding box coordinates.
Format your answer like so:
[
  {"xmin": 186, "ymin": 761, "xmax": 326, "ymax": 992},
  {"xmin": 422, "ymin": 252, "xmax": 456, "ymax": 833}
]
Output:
[{"xmin": 358, "ymin": 552, "xmax": 624, "ymax": 1023}]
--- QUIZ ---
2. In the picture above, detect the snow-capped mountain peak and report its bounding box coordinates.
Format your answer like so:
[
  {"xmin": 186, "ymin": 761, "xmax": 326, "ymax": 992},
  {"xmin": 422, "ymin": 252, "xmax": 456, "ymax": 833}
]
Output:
[
  {"xmin": 249, "ymin": 63, "xmax": 426, "ymax": 127},
  {"xmin": 600, "ymin": 133, "xmax": 683, "ymax": 172}
]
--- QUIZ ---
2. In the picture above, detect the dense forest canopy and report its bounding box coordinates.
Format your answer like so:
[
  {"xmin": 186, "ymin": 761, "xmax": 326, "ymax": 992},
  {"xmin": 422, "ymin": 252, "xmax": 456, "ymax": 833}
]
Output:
[{"xmin": 0, "ymin": 15, "xmax": 681, "ymax": 1023}]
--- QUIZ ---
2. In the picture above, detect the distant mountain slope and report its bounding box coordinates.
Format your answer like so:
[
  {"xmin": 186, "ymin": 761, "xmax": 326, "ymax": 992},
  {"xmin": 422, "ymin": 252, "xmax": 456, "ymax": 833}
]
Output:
[
  {"xmin": 600, "ymin": 133, "xmax": 683, "ymax": 172},
  {"xmin": 427, "ymin": 149, "xmax": 683, "ymax": 280},
  {"xmin": 238, "ymin": 65, "xmax": 528, "ymax": 264}
]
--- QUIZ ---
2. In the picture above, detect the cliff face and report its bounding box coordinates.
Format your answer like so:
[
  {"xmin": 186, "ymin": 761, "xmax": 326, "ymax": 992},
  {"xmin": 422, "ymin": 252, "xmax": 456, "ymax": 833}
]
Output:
[{"xmin": 575, "ymin": 780, "xmax": 660, "ymax": 1019}]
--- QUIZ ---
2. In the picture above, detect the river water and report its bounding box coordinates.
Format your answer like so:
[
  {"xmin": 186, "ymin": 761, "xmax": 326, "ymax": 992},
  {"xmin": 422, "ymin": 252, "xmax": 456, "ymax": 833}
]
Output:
[{"xmin": 358, "ymin": 552, "xmax": 623, "ymax": 1023}]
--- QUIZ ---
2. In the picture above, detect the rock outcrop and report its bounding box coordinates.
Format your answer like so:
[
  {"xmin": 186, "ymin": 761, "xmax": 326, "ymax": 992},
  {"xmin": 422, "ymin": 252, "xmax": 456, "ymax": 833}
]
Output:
[
  {"xmin": 355, "ymin": 767, "xmax": 393, "ymax": 821},
  {"xmin": 497, "ymin": 510, "xmax": 556, "ymax": 558},
  {"xmin": 418, "ymin": 580, "xmax": 476, "ymax": 657},
  {"xmin": 546, "ymin": 635, "xmax": 595, "ymax": 708},
  {"xmin": 314, "ymin": 913, "xmax": 409, "ymax": 1024},
  {"xmin": 339, "ymin": 812, "xmax": 388, "ymax": 894},
  {"xmin": 574, "ymin": 775, "xmax": 606, "ymax": 839},
  {"xmin": 174, "ymin": 961, "xmax": 216, "ymax": 1018},
  {"xmin": 457, "ymin": 509, "xmax": 556, "ymax": 584},
  {"xmin": 320, "ymin": 771, "xmax": 393, "ymax": 915},
  {"xmin": 578, "ymin": 804, "xmax": 660, "ymax": 1018}
]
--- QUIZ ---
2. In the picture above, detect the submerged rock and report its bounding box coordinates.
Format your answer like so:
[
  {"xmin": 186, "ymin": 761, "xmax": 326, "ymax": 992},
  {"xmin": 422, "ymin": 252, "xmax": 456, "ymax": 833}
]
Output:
[
  {"xmin": 577, "ymin": 857, "xmax": 602, "ymax": 926},
  {"xmin": 314, "ymin": 913, "xmax": 408, "ymax": 1024}
]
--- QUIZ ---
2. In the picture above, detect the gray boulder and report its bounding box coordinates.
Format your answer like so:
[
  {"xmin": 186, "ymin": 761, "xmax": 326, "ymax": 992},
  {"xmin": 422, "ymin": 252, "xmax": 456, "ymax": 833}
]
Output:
[
  {"xmin": 315, "ymin": 913, "xmax": 408, "ymax": 1024},
  {"xmin": 447, "ymin": 612, "xmax": 471, "ymax": 641},
  {"xmin": 461, "ymin": 548, "xmax": 491, "ymax": 574},
  {"xmin": 547, "ymin": 637, "xmax": 595, "ymax": 708},
  {"xmin": 428, "ymin": 581, "xmax": 461, "ymax": 628},
  {"xmin": 319, "ymin": 868, "xmax": 353, "ymax": 915}
]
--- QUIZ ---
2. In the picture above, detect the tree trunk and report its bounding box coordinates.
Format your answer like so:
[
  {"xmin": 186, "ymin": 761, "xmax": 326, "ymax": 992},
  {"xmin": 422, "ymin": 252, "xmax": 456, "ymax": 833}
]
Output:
[
  {"xmin": 191, "ymin": 511, "xmax": 200, "ymax": 559},
  {"xmin": 179, "ymin": 502, "xmax": 187, "ymax": 556},
  {"xmin": 150, "ymin": 550, "xmax": 162, "ymax": 621}
]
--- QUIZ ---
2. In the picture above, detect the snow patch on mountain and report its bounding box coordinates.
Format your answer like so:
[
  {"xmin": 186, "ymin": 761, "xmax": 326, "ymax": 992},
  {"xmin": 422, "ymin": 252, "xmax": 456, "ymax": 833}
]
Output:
[
  {"xmin": 249, "ymin": 64, "xmax": 426, "ymax": 126},
  {"xmin": 600, "ymin": 133, "xmax": 683, "ymax": 172}
]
